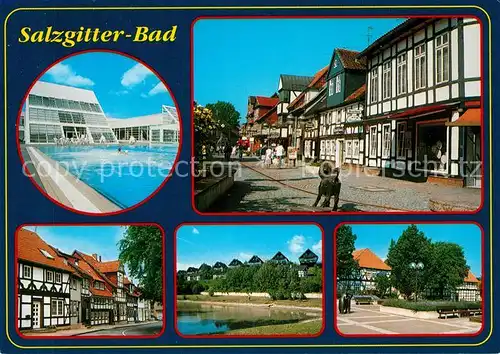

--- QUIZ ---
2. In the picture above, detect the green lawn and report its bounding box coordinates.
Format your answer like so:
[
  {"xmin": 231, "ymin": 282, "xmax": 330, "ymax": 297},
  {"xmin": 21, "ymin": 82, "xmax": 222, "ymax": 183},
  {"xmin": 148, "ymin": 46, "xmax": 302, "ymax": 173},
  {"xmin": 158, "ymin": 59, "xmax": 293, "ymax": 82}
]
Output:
[
  {"xmin": 225, "ymin": 319, "xmax": 322, "ymax": 335},
  {"xmin": 177, "ymin": 294, "xmax": 322, "ymax": 308}
]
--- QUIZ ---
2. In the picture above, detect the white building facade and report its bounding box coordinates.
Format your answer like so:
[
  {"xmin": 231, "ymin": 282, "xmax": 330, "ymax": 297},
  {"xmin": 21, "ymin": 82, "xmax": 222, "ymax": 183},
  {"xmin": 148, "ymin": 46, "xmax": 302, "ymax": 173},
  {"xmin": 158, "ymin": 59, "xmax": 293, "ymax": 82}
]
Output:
[
  {"xmin": 360, "ymin": 18, "xmax": 481, "ymax": 187},
  {"xmin": 107, "ymin": 105, "xmax": 180, "ymax": 144},
  {"xmin": 25, "ymin": 81, "xmax": 117, "ymax": 144}
]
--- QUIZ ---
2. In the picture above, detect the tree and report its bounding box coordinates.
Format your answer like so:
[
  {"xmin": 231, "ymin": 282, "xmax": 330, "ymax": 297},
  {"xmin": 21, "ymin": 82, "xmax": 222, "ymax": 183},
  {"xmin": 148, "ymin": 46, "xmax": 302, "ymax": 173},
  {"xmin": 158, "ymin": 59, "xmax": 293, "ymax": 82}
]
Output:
[
  {"xmin": 426, "ymin": 242, "xmax": 469, "ymax": 299},
  {"xmin": 118, "ymin": 226, "xmax": 163, "ymax": 302},
  {"xmin": 336, "ymin": 225, "xmax": 359, "ymax": 293},
  {"xmin": 374, "ymin": 273, "xmax": 392, "ymax": 298},
  {"xmin": 206, "ymin": 101, "xmax": 241, "ymax": 131},
  {"xmin": 193, "ymin": 102, "xmax": 218, "ymax": 165},
  {"xmin": 386, "ymin": 225, "xmax": 432, "ymax": 299}
]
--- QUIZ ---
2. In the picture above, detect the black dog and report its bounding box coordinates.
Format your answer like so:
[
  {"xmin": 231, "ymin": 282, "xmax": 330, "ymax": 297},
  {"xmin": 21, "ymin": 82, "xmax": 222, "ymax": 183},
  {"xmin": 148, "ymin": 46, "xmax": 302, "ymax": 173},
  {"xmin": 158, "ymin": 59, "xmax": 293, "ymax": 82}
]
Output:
[{"xmin": 312, "ymin": 162, "xmax": 341, "ymax": 211}]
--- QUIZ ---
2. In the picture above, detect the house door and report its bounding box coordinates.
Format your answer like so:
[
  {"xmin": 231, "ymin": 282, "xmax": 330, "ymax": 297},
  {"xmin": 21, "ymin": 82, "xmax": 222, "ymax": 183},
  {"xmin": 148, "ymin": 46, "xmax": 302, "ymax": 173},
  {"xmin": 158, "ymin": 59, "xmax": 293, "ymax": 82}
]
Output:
[
  {"xmin": 465, "ymin": 127, "xmax": 481, "ymax": 188},
  {"xmin": 81, "ymin": 298, "xmax": 90, "ymax": 325},
  {"xmin": 338, "ymin": 140, "xmax": 344, "ymax": 168},
  {"xmin": 32, "ymin": 301, "xmax": 41, "ymax": 329}
]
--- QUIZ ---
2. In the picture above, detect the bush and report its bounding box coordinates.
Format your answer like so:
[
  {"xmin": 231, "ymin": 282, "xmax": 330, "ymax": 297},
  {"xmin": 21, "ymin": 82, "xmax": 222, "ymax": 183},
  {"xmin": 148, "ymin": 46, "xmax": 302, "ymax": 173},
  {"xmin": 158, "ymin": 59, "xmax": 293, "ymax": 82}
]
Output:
[
  {"xmin": 381, "ymin": 299, "xmax": 481, "ymax": 312},
  {"xmin": 208, "ymin": 288, "xmax": 215, "ymax": 297},
  {"xmin": 191, "ymin": 282, "xmax": 205, "ymax": 294}
]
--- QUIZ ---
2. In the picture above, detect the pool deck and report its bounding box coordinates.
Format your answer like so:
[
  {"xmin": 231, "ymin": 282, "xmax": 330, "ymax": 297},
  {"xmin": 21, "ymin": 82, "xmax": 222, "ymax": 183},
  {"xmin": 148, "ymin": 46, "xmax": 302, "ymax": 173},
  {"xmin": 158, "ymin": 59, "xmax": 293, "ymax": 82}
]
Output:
[{"xmin": 22, "ymin": 145, "xmax": 121, "ymax": 213}]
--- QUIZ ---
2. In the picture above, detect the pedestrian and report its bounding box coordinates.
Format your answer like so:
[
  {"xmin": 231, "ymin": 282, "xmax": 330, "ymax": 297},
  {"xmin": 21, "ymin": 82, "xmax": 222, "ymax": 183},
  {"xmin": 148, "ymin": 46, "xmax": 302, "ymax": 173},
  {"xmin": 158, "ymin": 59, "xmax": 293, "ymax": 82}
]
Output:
[
  {"xmin": 275, "ymin": 143, "xmax": 284, "ymax": 168},
  {"xmin": 265, "ymin": 146, "xmax": 272, "ymax": 168}
]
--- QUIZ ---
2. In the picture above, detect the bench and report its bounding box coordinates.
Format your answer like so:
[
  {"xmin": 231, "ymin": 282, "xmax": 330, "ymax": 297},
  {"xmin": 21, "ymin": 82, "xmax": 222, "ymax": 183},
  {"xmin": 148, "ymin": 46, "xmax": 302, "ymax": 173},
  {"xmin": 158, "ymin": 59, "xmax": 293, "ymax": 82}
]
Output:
[
  {"xmin": 459, "ymin": 309, "xmax": 482, "ymax": 317},
  {"xmin": 354, "ymin": 299, "xmax": 372, "ymax": 305},
  {"xmin": 437, "ymin": 308, "xmax": 459, "ymax": 319}
]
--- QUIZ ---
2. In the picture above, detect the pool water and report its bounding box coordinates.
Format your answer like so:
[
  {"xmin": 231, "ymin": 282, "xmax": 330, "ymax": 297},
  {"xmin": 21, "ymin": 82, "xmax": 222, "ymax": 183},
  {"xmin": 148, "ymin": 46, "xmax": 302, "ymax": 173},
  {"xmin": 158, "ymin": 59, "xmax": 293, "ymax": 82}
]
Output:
[{"xmin": 37, "ymin": 144, "xmax": 178, "ymax": 208}]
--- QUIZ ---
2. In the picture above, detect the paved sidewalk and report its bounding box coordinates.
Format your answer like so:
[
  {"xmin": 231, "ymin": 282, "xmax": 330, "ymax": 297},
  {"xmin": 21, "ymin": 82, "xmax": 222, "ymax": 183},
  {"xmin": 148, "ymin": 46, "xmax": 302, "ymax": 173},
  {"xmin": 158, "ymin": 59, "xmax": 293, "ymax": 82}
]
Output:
[
  {"xmin": 241, "ymin": 161, "xmax": 481, "ymax": 212},
  {"xmin": 337, "ymin": 305, "xmax": 481, "ymax": 335},
  {"xmin": 21, "ymin": 320, "xmax": 159, "ymax": 337}
]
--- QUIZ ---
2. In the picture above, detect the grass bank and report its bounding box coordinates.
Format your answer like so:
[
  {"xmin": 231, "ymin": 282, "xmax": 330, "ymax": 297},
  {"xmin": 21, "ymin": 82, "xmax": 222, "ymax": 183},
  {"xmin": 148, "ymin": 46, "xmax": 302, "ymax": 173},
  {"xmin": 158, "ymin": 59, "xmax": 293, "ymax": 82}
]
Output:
[
  {"xmin": 225, "ymin": 319, "xmax": 322, "ymax": 335},
  {"xmin": 177, "ymin": 294, "xmax": 322, "ymax": 309}
]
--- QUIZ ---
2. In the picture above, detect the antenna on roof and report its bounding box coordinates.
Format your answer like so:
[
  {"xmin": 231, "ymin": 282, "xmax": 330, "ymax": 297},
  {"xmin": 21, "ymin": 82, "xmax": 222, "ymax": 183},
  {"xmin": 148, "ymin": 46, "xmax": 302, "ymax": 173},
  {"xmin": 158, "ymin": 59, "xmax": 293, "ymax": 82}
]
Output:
[{"xmin": 367, "ymin": 26, "xmax": 373, "ymax": 46}]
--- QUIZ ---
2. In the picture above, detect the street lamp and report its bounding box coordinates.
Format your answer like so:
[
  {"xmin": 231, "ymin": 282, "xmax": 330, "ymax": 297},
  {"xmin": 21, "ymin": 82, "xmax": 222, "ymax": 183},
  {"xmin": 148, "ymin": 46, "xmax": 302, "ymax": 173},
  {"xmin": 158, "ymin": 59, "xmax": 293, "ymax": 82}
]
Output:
[{"xmin": 410, "ymin": 262, "xmax": 424, "ymax": 302}]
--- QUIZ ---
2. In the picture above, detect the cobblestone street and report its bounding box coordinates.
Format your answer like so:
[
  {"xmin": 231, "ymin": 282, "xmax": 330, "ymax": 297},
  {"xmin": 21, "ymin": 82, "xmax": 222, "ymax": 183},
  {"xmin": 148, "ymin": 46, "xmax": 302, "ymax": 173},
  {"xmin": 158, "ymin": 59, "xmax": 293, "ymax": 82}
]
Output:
[{"xmin": 209, "ymin": 158, "xmax": 482, "ymax": 212}]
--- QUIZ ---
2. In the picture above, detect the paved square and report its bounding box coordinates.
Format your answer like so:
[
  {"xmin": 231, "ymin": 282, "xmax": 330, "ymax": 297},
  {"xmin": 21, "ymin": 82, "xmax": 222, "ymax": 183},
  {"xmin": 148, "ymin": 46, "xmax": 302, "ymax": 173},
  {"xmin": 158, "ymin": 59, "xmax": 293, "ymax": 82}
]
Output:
[{"xmin": 336, "ymin": 304, "xmax": 482, "ymax": 335}]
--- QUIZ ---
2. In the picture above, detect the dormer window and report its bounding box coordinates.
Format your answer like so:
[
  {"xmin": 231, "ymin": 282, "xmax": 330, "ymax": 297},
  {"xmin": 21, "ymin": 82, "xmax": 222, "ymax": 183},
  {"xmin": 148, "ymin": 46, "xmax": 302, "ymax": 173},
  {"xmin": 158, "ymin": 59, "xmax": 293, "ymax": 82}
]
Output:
[{"xmin": 40, "ymin": 249, "xmax": 54, "ymax": 259}]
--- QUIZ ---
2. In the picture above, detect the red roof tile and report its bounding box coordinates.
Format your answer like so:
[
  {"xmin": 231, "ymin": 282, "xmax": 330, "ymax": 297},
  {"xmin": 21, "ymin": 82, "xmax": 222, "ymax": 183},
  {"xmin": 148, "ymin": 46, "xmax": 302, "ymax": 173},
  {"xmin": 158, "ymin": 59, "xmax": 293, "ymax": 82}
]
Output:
[
  {"xmin": 337, "ymin": 48, "xmax": 366, "ymax": 70},
  {"xmin": 353, "ymin": 248, "xmax": 391, "ymax": 271},
  {"xmin": 17, "ymin": 228, "xmax": 75, "ymax": 273},
  {"xmin": 464, "ymin": 270, "xmax": 479, "ymax": 283},
  {"xmin": 288, "ymin": 66, "xmax": 328, "ymax": 110},
  {"xmin": 345, "ymin": 84, "xmax": 366, "ymax": 102},
  {"xmin": 255, "ymin": 96, "xmax": 279, "ymax": 107},
  {"xmin": 98, "ymin": 260, "xmax": 121, "ymax": 273},
  {"xmin": 90, "ymin": 287, "xmax": 113, "ymax": 298}
]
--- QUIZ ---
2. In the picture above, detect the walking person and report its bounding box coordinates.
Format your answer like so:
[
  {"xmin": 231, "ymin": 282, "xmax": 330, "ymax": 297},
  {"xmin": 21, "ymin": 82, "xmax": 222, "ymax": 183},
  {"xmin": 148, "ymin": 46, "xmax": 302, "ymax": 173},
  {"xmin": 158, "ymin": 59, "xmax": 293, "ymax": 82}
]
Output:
[
  {"xmin": 275, "ymin": 143, "xmax": 285, "ymax": 168},
  {"xmin": 265, "ymin": 146, "xmax": 272, "ymax": 168}
]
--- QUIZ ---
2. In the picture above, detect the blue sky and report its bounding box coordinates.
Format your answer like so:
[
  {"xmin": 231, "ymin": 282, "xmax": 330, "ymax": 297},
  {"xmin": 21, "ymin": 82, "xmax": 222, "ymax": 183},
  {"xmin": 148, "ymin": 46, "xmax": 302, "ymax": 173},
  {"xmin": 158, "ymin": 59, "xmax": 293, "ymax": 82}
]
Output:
[
  {"xmin": 37, "ymin": 52, "xmax": 174, "ymax": 118},
  {"xmin": 23, "ymin": 225, "xmax": 126, "ymax": 262},
  {"xmin": 350, "ymin": 224, "xmax": 482, "ymax": 276},
  {"xmin": 194, "ymin": 18, "xmax": 404, "ymax": 122},
  {"xmin": 176, "ymin": 224, "xmax": 322, "ymax": 270}
]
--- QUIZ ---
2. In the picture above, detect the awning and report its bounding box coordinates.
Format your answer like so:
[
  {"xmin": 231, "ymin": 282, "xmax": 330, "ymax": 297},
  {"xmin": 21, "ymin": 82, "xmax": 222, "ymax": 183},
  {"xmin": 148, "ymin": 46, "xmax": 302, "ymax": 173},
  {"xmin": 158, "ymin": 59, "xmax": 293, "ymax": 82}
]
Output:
[
  {"xmin": 446, "ymin": 108, "xmax": 481, "ymax": 127},
  {"xmin": 391, "ymin": 103, "xmax": 451, "ymax": 119}
]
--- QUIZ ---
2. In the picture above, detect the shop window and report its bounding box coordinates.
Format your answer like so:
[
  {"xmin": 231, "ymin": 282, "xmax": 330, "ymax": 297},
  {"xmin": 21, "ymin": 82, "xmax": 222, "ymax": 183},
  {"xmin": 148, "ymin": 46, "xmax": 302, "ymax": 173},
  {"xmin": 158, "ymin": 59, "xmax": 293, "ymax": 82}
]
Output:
[
  {"xmin": 416, "ymin": 123, "xmax": 447, "ymax": 172},
  {"xmin": 382, "ymin": 124, "xmax": 391, "ymax": 158},
  {"xmin": 346, "ymin": 141, "xmax": 352, "ymax": 157},
  {"xmin": 353, "ymin": 140, "xmax": 360, "ymax": 157},
  {"xmin": 397, "ymin": 122, "xmax": 407, "ymax": 158}
]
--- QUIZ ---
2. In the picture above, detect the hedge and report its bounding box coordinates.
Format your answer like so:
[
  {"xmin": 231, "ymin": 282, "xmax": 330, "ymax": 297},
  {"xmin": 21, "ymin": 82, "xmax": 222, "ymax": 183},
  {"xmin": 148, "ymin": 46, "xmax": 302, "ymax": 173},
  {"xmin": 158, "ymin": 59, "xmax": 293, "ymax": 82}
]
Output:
[{"xmin": 381, "ymin": 299, "xmax": 481, "ymax": 312}]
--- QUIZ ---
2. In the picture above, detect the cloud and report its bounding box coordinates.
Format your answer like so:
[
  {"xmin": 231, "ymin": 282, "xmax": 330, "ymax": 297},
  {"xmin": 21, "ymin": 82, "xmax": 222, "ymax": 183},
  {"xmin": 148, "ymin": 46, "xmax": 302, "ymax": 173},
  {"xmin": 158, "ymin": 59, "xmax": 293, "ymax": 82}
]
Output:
[
  {"xmin": 110, "ymin": 89, "xmax": 129, "ymax": 96},
  {"xmin": 287, "ymin": 235, "xmax": 305, "ymax": 254},
  {"xmin": 148, "ymin": 81, "xmax": 168, "ymax": 96},
  {"xmin": 177, "ymin": 262, "xmax": 200, "ymax": 271},
  {"xmin": 312, "ymin": 240, "xmax": 322, "ymax": 255},
  {"xmin": 192, "ymin": 227, "xmax": 200, "ymax": 235},
  {"xmin": 238, "ymin": 252, "xmax": 252, "ymax": 261},
  {"xmin": 46, "ymin": 63, "xmax": 94, "ymax": 87},
  {"xmin": 121, "ymin": 63, "xmax": 153, "ymax": 88}
]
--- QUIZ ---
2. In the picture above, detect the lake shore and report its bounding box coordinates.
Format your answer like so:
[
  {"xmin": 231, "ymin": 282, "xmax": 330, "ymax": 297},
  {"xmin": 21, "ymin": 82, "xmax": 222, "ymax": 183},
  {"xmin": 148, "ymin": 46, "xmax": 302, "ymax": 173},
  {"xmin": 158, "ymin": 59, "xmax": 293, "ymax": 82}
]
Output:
[{"xmin": 177, "ymin": 295, "xmax": 322, "ymax": 312}]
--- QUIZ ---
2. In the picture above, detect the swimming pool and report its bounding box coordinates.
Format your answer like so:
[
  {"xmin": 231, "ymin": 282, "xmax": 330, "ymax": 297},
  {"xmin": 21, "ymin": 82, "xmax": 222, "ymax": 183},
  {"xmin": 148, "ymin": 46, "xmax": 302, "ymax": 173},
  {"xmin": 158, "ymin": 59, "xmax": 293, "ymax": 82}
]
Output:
[{"xmin": 37, "ymin": 144, "xmax": 179, "ymax": 209}]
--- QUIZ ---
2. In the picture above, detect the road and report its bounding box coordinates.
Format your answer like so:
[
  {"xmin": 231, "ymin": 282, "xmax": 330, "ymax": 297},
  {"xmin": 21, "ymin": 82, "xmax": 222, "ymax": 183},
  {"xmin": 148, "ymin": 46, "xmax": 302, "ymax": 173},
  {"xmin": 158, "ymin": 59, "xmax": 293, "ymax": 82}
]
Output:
[{"xmin": 78, "ymin": 321, "xmax": 163, "ymax": 336}]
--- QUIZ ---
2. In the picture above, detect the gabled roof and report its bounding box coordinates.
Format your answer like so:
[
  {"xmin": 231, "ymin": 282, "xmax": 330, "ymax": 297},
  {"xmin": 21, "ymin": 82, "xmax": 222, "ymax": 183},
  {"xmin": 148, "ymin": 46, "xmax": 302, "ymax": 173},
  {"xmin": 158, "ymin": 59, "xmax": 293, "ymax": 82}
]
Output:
[
  {"xmin": 199, "ymin": 263, "xmax": 212, "ymax": 271},
  {"xmin": 299, "ymin": 249, "xmax": 319, "ymax": 264},
  {"xmin": 90, "ymin": 287, "xmax": 113, "ymax": 298},
  {"xmin": 186, "ymin": 267, "xmax": 198, "ymax": 273},
  {"xmin": 353, "ymin": 248, "xmax": 391, "ymax": 271},
  {"xmin": 213, "ymin": 261, "xmax": 227, "ymax": 269},
  {"xmin": 98, "ymin": 260, "xmax": 121, "ymax": 273},
  {"xmin": 336, "ymin": 48, "xmax": 366, "ymax": 71},
  {"xmin": 288, "ymin": 66, "xmax": 328, "ymax": 111},
  {"xmin": 464, "ymin": 270, "xmax": 479, "ymax": 283},
  {"xmin": 280, "ymin": 74, "xmax": 314, "ymax": 91},
  {"xmin": 73, "ymin": 251, "xmax": 117, "ymax": 288},
  {"xmin": 229, "ymin": 259, "xmax": 243, "ymax": 267},
  {"xmin": 255, "ymin": 96, "xmax": 279, "ymax": 107},
  {"xmin": 271, "ymin": 251, "xmax": 290, "ymax": 263},
  {"xmin": 304, "ymin": 87, "xmax": 327, "ymax": 117},
  {"xmin": 17, "ymin": 228, "xmax": 74, "ymax": 273},
  {"xmin": 248, "ymin": 255, "xmax": 264, "ymax": 264},
  {"xmin": 256, "ymin": 103, "xmax": 278, "ymax": 124},
  {"xmin": 357, "ymin": 19, "xmax": 425, "ymax": 58},
  {"xmin": 345, "ymin": 83, "xmax": 366, "ymax": 102}
]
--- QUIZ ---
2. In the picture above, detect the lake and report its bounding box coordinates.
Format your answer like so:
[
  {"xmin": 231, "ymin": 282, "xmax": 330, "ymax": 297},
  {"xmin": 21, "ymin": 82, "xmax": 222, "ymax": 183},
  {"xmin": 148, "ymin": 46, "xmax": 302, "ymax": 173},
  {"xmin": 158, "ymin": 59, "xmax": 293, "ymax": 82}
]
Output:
[{"xmin": 177, "ymin": 302, "xmax": 319, "ymax": 335}]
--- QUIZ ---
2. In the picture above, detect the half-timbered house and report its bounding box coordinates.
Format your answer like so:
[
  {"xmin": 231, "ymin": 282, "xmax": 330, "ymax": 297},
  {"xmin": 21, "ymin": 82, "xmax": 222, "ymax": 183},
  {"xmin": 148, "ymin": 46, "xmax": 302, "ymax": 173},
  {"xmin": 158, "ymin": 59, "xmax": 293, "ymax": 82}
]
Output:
[
  {"xmin": 286, "ymin": 66, "xmax": 328, "ymax": 160},
  {"xmin": 17, "ymin": 228, "xmax": 75, "ymax": 330},
  {"xmin": 358, "ymin": 18, "xmax": 481, "ymax": 187},
  {"xmin": 72, "ymin": 252, "xmax": 114, "ymax": 326},
  {"xmin": 270, "ymin": 251, "xmax": 290, "ymax": 265},
  {"xmin": 245, "ymin": 95, "xmax": 279, "ymax": 152},
  {"xmin": 276, "ymin": 74, "xmax": 314, "ymax": 148},
  {"xmin": 212, "ymin": 261, "xmax": 227, "ymax": 279},
  {"xmin": 318, "ymin": 48, "xmax": 367, "ymax": 166},
  {"xmin": 298, "ymin": 249, "xmax": 320, "ymax": 278},
  {"xmin": 125, "ymin": 277, "xmax": 139, "ymax": 323},
  {"xmin": 247, "ymin": 255, "xmax": 264, "ymax": 266},
  {"xmin": 228, "ymin": 259, "xmax": 243, "ymax": 268}
]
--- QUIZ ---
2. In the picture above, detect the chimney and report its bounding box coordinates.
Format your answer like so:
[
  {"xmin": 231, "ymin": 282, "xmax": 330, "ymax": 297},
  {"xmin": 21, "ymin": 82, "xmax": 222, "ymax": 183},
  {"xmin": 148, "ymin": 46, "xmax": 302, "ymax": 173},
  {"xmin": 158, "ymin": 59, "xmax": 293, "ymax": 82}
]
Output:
[
  {"xmin": 92, "ymin": 253, "xmax": 98, "ymax": 261},
  {"xmin": 99, "ymin": 256, "xmax": 102, "ymax": 262}
]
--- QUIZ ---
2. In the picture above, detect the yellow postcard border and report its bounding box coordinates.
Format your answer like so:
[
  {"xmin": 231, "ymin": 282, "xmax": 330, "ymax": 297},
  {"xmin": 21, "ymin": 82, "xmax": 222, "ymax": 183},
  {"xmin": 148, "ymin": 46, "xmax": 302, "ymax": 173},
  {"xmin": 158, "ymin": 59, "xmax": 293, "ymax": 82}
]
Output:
[{"xmin": 3, "ymin": 5, "xmax": 493, "ymax": 350}]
